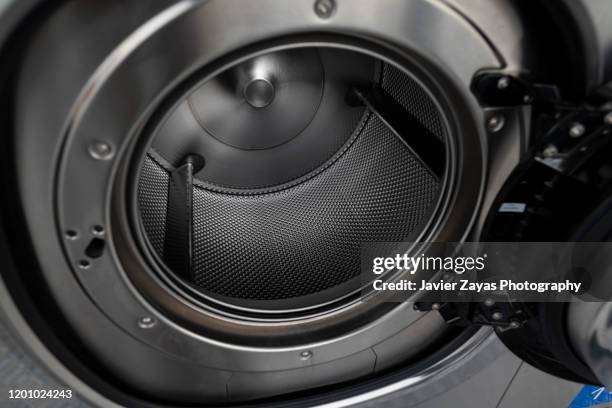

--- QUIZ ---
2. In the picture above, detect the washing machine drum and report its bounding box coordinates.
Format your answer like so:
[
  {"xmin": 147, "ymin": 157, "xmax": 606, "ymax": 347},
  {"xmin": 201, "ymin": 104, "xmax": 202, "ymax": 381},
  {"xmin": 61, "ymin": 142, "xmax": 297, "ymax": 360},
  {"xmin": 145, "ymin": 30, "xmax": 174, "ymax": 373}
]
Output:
[{"xmin": 138, "ymin": 47, "xmax": 446, "ymax": 312}]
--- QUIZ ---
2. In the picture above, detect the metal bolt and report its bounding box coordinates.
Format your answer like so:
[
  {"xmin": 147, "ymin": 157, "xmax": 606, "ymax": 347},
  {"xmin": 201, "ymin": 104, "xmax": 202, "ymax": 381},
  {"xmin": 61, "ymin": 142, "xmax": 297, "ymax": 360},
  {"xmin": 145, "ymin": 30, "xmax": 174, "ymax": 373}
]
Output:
[
  {"xmin": 432, "ymin": 303, "xmax": 441, "ymax": 310},
  {"xmin": 484, "ymin": 299, "xmax": 495, "ymax": 307},
  {"xmin": 314, "ymin": 0, "xmax": 336, "ymax": 19},
  {"xmin": 542, "ymin": 144, "xmax": 559, "ymax": 158},
  {"xmin": 497, "ymin": 76, "xmax": 510, "ymax": 90},
  {"xmin": 88, "ymin": 141, "xmax": 114, "ymax": 161},
  {"xmin": 487, "ymin": 115, "xmax": 506, "ymax": 133},
  {"xmin": 299, "ymin": 350, "xmax": 313, "ymax": 360},
  {"xmin": 491, "ymin": 311, "xmax": 504, "ymax": 321},
  {"xmin": 138, "ymin": 316, "xmax": 157, "ymax": 329},
  {"xmin": 604, "ymin": 112, "xmax": 612, "ymax": 126},
  {"xmin": 569, "ymin": 123, "xmax": 586, "ymax": 138}
]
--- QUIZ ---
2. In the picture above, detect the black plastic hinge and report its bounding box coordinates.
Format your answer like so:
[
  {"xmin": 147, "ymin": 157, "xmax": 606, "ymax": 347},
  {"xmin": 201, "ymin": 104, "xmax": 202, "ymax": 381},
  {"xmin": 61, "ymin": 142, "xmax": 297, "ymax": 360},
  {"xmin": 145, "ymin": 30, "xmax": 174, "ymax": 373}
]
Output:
[
  {"xmin": 414, "ymin": 301, "xmax": 529, "ymax": 332},
  {"xmin": 471, "ymin": 71, "xmax": 561, "ymax": 108}
]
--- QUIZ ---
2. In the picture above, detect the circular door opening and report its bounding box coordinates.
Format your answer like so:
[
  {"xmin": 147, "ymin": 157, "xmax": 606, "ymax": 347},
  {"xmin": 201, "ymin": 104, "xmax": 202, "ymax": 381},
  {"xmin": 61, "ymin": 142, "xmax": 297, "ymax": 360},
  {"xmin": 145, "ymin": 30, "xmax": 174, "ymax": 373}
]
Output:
[{"xmin": 136, "ymin": 44, "xmax": 451, "ymax": 316}]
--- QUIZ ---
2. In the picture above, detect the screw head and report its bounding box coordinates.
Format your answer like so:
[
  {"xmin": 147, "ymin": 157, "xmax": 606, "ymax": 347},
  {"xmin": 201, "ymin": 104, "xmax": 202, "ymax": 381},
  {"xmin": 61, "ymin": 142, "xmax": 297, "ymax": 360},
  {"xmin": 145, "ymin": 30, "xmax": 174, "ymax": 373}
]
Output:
[
  {"xmin": 497, "ymin": 76, "xmax": 510, "ymax": 90},
  {"xmin": 487, "ymin": 115, "xmax": 506, "ymax": 133},
  {"xmin": 491, "ymin": 311, "xmax": 504, "ymax": 321},
  {"xmin": 484, "ymin": 298, "xmax": 495, "ymax": 307},
  {"xmin": 432, "ymin": 303, "xmax": 441, "ymax": 310},
  {"xmin": 88, "ymin": 141, "xmax": 114, "ymax": 161},
  {"xmin": 604, "ymin": 112, "xmax": 612, "ymax": 126},
  {"xmin": 569, "ymin": 123, "xmax": 586, "ymax": 138},
  {"xmin": 299, "ymin": 350, "xmax": 313, "ymax": 360},
  {"xmin": 138, "ymin": 316, "xmax": 157, "ymax": 329},
  {"xmin": 314, "ymin": 0, "xmax": 336, "ymax": 19},
  {"xmin": 542, "ymin": 144, "xmax": 559, "ymax": 158}
]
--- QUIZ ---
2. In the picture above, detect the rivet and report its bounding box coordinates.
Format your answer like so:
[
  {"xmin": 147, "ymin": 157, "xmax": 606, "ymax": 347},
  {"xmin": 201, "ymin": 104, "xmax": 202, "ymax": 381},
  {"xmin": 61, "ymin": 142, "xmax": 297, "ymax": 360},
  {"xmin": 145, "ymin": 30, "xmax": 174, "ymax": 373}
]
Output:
[
  {"xmin": 569, "ymin": 123, "xmax": 586, "ymax": 138},
  {"xmin": 487, "ymin": 115, "xmax": 506, "ymax": 133},
  {"xmin": 491, "ymin": 311, "xmax": 504, "ymax": 321},
  {"xmin": 138, "ymin": 316, "xmax": 157, "ymax": 329},
  {"xmin": 299, "ymin": 350, "xmax": 313, "ymax": 360},
  {"xmin": 88, "ymin": 141, "xmax": 114, "ymax": 161},
  {"xmin": 314, "ymin": 0, "xmax": 336, "ymax": 19},
  {"xmin": 497, "ymin": 76, "xmax": 510, "ymax": 90},
  {"xmin": 542, "ymin": 144, "xmax": 558, "ymax": 158}
]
